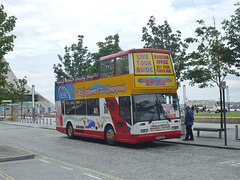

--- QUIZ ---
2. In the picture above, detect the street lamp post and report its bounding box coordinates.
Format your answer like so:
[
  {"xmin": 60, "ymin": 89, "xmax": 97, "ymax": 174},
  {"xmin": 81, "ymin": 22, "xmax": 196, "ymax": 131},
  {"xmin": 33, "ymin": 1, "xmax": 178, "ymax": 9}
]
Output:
[
  {"xmin": 32, "ymin": 85, "xmax": 35, "ymax": 123},
  {"xmin": 219, "ymin": 81, "xmax": 227, "ymax": 146},
  {"xmin": 226, "ymin": 86, "xmax": 230, "ymax": 113}
]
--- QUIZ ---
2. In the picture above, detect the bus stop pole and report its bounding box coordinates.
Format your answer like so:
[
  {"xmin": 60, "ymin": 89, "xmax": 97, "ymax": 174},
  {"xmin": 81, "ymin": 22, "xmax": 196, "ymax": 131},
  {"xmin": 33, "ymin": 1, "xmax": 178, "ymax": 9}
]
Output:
[
  {"xmin": 220, "ymin": 81, "xmax": 227, "ymax": 146},
  {"xmin": 182, "ymin": 85, "xmax": 187, "ymax": 135},
  {"xmin": 223, "ymin": 88, "xmax": 227, "ymax": 146}
]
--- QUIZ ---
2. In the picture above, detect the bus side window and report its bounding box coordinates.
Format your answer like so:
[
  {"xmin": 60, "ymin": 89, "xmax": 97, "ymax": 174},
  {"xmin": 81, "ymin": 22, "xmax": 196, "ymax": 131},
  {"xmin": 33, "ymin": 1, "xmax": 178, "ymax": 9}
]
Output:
[
  {"xmin": 119, "ymin": 96, "xmax": 131, "ymax": 125},
  {"xmin": 65, "ymin": 100, "xmax": 75, "ymax": 115},
  {"xmin": 75, "ymin": 99, "xmax": 86, "ymax": 115},
  {"xmin": 87, "ymin": 99, "xmax": 99, "ymax": 116},
  {"xmin": 61, "ymin": 101, "xmax": 65, "ymax": 115},
  {"xmin": 100, "ymin": 59, "xmax": 114, "ymax": 78},
  {"xmin": 115, "ymin": 55, "xmax": 129, "ymax": 76}
]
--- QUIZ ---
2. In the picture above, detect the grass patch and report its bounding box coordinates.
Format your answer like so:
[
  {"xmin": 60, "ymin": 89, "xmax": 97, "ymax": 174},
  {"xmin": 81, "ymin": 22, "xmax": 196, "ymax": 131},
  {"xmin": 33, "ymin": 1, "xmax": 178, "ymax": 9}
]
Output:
[{"xmin": 194, "ymin": 111, "xmax": 240, "ymax": 117}]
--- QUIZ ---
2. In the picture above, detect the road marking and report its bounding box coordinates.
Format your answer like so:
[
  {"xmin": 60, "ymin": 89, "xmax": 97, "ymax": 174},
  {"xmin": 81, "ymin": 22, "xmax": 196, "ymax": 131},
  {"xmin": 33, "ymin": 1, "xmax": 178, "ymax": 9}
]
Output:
[
  {"xmin": 42, "ymin": 156, "xmax": 123, "ymax": 180},
  {"xmin": 220, "ymin": 160, "xmax": 240, "ymax": 167},
  {"xmin": 180, "ymin": 153, "xmax": 189, "ymax": 156},
  {"xmin": 0, "ymin": 143, "xmax": 122, "ymax": 180},
  {"xmin": 202, "ymin": 156, "xmax": 215, "ymax": 159},
  {"xmin": 0, "ymin": 170, "xmax": 15, "ymax": 180},
  {"xmin": 60, "ymin": 166, "xmax": 73, "ymax": 171},
  {"xmin": 83, "ymin": 173, "xmax": 102, "ymax": 179},
  {"xmin": 39, "ymin": 159, "xmax": 51, "ymax": 164}
]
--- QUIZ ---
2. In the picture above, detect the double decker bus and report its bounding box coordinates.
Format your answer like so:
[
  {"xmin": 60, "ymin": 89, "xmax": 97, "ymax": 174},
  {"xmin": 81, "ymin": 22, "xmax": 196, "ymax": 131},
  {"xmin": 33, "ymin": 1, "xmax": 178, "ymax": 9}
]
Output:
[{"xmin": 55, "ymin": 48, "xmax": 181, "ymax": 145}]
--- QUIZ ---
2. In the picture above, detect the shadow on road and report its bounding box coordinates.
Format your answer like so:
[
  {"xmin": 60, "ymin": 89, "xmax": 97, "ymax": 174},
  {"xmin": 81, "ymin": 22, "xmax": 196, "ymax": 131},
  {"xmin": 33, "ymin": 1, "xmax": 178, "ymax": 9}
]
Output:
[{"xmin": 61, "ymin": 136, "xmax": 176, "ymax": 149}]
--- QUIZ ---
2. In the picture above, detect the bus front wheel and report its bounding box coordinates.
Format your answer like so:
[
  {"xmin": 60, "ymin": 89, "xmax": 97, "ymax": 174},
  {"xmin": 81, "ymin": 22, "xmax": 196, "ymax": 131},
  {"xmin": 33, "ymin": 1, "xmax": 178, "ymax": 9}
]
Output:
[
  {"xmin": 105, "ymin": 125, "xmax": 116, "ymax": 145},
  {"xmin": 67, "ymin": 122, "xmax": 74, "ymax": 139}
]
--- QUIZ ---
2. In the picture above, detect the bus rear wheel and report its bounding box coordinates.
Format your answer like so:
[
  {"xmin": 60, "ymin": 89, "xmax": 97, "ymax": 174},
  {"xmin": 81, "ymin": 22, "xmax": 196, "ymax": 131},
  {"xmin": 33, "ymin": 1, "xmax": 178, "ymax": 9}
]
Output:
[
  {"xmin": 105, "ymin": 126, "xmax": 116, "ymax": 145},
  {"xmin": 67, "ymin": 122, "xmax": 74, "ymax": 139}
]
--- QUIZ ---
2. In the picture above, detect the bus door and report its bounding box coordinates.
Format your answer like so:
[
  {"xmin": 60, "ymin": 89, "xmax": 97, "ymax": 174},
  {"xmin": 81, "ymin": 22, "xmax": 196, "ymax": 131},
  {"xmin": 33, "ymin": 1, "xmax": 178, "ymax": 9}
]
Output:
[{"xmin": 105, "ymin": 97, "xmax": 131, "ymax": 138}]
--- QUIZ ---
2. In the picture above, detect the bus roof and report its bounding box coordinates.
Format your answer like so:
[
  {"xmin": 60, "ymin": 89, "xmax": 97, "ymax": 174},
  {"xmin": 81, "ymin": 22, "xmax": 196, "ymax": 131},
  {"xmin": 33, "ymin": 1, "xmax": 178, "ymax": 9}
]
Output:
[{"xmin": 99, "ymin": 48, "xmax": 171, "ymax": 61}]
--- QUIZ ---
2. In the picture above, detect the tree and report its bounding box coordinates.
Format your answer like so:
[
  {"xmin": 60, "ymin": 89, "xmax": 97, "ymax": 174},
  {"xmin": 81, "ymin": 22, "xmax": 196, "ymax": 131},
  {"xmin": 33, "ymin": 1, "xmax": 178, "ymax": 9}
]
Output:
[
  {"xmin": 184, "ymin": 20, "xmax": 236, "ymax": 88},
  {"xmin": 185, "ymin": 20, "xmax": 237, "ymax": 129},
  {"xmin": 222, "ymin": 2, "xmax": 240, "ymax": 75},
  {"xmin": 89, "ymin": 34, "xmax": 122, "ymax": 75},
  {"xmin": 142, "ymin": 16, "xmax": 188, "ymax": 87},
  {"xmin": 0, "ymin": 4, "xmax": 17, "ymax": 88},
  {"xmin": 13, "ymin": 77, "xmax": 30, "ymax": 118},
  {"xmin": 53, "ymin": 35, "xmax": 92, "ymax": 81},
  {"xmin": 0, "ymin": 77, "xmax": 29, "ymax": 117}
]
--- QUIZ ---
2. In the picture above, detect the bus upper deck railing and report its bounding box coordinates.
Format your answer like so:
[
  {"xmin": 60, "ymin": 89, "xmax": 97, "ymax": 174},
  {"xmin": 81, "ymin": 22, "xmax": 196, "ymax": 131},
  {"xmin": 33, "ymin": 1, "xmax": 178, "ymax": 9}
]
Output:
[{"xmin": 56, "ymin": 75, "xmax": 99, "ymax": 85}]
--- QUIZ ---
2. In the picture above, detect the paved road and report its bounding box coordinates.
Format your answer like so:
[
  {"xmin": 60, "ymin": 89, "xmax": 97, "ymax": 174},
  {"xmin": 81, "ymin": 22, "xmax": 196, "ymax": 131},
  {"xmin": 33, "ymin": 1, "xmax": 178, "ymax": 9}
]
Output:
[{"xmin": 0, "ymin": 123, "xmax": 239, "ymax": 180}]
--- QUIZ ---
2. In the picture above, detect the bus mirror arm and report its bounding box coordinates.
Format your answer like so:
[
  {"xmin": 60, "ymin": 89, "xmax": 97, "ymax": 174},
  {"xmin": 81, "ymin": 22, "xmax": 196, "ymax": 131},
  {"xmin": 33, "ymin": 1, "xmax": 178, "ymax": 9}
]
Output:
[
  {"xmin": 148, "ymin": 120, "xmax": 153, "ymax": 124},
  {"xmin": 165, "ymin": 115, "xmax": 171, "ymax": 122}
]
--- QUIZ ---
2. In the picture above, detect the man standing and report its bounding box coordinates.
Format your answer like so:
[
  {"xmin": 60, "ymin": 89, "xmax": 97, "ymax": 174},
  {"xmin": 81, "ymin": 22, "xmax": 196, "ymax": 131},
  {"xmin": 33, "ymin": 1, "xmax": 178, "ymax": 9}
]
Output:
[{"xmin": 183, "ymin": 106, "xmax": 194, "ymax": 141}]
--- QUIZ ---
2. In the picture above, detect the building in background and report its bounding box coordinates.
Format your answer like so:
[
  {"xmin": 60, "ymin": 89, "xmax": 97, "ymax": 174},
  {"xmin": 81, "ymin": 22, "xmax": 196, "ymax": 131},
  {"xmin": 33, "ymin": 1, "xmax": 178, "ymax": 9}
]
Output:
[{"xmin": 0, "ymin": 57, "xmax": 55, "ymax": 117}]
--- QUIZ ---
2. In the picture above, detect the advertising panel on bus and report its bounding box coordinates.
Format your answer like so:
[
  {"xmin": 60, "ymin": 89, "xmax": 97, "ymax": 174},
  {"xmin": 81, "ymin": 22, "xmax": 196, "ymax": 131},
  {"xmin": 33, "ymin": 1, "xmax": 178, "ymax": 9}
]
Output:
[
  {"xmin": 133, "ymin": 52, "xmax": 174, "ymax": 75},
  {"xmin": 74, "ymin": 75, "xmax": 133, "ymax": 99},
  {"xmin": 55, "ymin": 83, "xmax": 74, "ymax": 101},
  {"xmin": 152, "ymin": 53, "xmax": 173, "ymax": 75},
  {"xmin": 134, "ymin": 76, "xmax": 176, "ymax": 88}
]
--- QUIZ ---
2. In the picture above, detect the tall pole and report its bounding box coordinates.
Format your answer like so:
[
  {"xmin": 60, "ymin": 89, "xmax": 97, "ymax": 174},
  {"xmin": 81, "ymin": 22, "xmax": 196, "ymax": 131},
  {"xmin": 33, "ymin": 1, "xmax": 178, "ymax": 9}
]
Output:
[
  {"xmin": 220, "ymin": 81, "xmax": 227, "ymax": 146},
  {"xmin": 223, "ymin": 88, "xmax": 227, "ymax": 146},
  {"xmin": 32, "ymin": 85, "xmax": 35, "ymax": 122},
  {"xmin": 182, "ymin": 85, "xmax": 187, "ymax": 135},
  {"xmin": 183, "ymin": 85, "xmax": 186, "ymax": 108},
  {"xmin": 226, "ymin": 86, "xmax": 230, "ymax": 113},
  {"xmin": 219, "ymin": 88, "xmax": 223, "ymax": 129}
]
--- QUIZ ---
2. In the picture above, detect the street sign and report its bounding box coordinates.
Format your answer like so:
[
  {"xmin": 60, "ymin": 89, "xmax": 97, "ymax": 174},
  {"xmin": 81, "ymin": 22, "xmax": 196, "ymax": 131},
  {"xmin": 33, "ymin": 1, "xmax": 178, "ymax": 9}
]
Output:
[{"xmin": 219, "ymin": 81, "xmax": 226, "ymax": 89}]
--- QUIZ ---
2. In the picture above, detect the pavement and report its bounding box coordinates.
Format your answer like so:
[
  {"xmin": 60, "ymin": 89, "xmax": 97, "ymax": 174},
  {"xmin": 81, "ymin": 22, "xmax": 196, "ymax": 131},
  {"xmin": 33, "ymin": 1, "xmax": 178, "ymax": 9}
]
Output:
[
  {"xmin": 0, "ymin": 118, "xmax": 55, "ymax": 163},
  {"xmin": 164, "ymin": 122, "xmax": 240, "ymax": 150},
  {"xmin": 0, "ymin": 118, "xmax": 240, "ymax": 163}
]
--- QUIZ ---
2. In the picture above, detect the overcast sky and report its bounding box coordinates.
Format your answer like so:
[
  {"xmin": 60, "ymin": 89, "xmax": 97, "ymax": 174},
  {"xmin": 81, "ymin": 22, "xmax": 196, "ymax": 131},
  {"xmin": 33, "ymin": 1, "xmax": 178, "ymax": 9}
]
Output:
[{"xmin": 2, "ymin": 0, "xmax": 240, "ymax": 104}]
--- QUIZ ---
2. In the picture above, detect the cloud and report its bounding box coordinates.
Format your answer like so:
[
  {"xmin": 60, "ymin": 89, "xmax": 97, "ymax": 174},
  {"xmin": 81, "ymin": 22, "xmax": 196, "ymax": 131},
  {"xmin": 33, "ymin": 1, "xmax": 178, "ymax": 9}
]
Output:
[{"xmin": 3, "ymin": 0, "xmax": 240, "ymax": 104}]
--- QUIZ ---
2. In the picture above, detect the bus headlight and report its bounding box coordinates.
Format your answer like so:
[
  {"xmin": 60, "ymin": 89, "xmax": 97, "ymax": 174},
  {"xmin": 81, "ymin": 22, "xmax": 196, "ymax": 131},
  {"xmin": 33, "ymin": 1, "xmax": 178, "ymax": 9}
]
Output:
[{"xmin": 171, "ymin": 126, "xmax": 179, "ymax": 130}]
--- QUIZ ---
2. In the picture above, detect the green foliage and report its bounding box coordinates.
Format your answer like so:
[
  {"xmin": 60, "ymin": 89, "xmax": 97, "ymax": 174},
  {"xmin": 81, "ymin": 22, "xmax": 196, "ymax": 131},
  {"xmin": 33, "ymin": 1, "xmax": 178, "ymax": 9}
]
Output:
[
  {"xmin": 194, "ymin": 111, "xmax": 240, "ymax": 117},
  {"xmin": 142, "ymin": 16, "xmax": 188, "ymax": 88},
  {"xmin": 0, "ymin": 4, "xmax": 16, "ymax": 88},
  {"xmin": 53, "ymin": 35, "xmax": 92, "ymax": 81},
  {"xmin": 184, "ymin": 20, "xmax": 236, "ymax": 88},
  {"xmin": 13, "ymin": 77, "xmax": 30, "ymax": 103},
  {"xmin": 222, "ymin": 2, "xmax": 240, "ymax": 76},
  {"xmin": 0, "ymin": 4, "xmax": 17, "ymax": 60},
  {"xmin": 89, "ymin": 34, "xmax": 122, "ymax": 75},
  {"xmin": 0, "ymin": 58, "xmax": 8, "ymax": 87},
  {"xmin": 0, "ymin": 77, "xmax": 29, "ymax": 103}
]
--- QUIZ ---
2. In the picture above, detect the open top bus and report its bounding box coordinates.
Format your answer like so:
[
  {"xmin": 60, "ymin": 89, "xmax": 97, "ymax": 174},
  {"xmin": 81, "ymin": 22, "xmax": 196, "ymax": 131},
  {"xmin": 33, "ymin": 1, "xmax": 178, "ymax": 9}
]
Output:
[{"xmin": 55, "ymin": 48, "xmax": 181, "ymax": 145}]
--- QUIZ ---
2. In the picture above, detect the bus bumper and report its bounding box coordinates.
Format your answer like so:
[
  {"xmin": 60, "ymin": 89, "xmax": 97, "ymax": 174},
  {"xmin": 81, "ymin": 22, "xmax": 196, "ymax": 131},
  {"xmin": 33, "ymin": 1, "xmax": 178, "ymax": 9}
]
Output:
[{"xmin": 130, "ymin": 131, "xmax": 181, "ymax": 144}]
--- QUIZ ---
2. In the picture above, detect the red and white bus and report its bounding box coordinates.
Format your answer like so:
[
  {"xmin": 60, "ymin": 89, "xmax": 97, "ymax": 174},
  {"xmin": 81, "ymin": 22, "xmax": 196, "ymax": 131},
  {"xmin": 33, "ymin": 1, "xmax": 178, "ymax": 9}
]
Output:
[{"xmin": 55, "ymin": 48, "xmax": 181, "ymax": 145}]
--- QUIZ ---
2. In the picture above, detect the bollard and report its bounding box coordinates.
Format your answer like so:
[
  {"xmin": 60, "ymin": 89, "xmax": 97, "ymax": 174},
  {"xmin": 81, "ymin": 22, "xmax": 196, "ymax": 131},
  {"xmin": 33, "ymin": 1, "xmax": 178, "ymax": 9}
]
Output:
[
  {"xmin": 50, "ymin": 119, "xmax": 52, "ymax": 125},
  {"xmin": 43, "ymin": 118, "xmax": 44, "ymax": 125},
  {"xmin": 46, "ymin": 118, "xmax": 48, "ymax": 125},
  {"xmin": 235, "ymin": 125, "xmax": 239, "ymax": 140}
]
